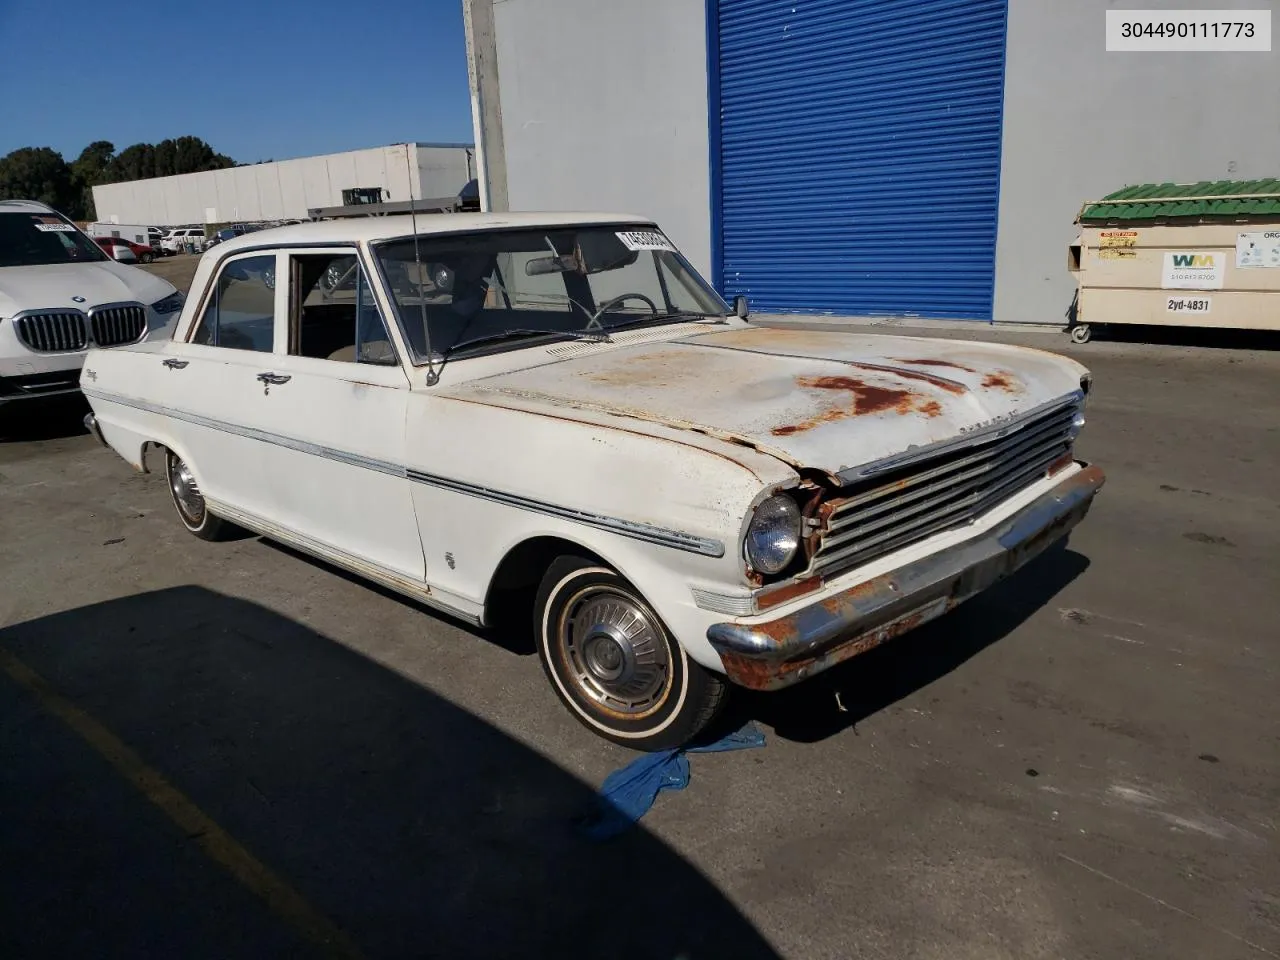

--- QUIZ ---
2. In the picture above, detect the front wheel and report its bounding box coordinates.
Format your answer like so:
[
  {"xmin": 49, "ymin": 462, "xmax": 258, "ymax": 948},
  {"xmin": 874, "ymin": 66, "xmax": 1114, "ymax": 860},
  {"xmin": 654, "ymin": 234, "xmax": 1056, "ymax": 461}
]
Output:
[
  {"xmin": 165, "ymin": 450, "xmax": 235, "ymax": 541},
  {"xmin": 1069, "ymin": 323, "xmax": 1092, "ymax": 344},
  {"xmin": 535, "ymin": 557, "xmax": 727, "ymax": 750},
  {"xmin": 141, "ymin": 252, "xmax": 154, "ymax": 263}
]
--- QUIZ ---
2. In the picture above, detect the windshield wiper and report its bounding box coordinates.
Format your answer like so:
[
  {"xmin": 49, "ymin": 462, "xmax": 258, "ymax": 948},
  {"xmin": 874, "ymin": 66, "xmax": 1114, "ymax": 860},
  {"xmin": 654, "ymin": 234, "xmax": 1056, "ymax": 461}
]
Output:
[
  {"xmin": 443, "ymin": 327, "xmax": 610, "ymax": 357},
  {"xmin": 601, "ymin": 312, "xmax": 725, "ymax": 333}
]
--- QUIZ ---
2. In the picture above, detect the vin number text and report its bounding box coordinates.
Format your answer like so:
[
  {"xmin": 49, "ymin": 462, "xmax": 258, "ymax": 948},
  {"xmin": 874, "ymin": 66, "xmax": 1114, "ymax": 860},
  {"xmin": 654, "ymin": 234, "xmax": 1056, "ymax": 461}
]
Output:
[{"xmin": 1106, "ymin": 10, "xmax": 1270, "ymax": 51}]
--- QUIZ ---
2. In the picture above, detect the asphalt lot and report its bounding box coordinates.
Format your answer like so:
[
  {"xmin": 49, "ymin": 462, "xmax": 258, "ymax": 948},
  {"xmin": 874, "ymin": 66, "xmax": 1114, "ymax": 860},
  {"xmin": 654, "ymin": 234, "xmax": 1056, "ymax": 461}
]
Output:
[{"xmin": 1, "ymin": 278, "xmax": 1278, "ymax": 957}]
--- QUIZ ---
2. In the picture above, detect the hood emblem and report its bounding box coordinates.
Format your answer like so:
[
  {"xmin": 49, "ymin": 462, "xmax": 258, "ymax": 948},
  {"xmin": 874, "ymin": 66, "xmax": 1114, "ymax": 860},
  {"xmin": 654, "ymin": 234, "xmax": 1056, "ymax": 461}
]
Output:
[
  {"xmin": 960, "ymin": 410, "xmax": 1020, "ymax": 435},
  {"xmin": 72, "ymin": 296, "xmax": 86, "ymax": 303}
]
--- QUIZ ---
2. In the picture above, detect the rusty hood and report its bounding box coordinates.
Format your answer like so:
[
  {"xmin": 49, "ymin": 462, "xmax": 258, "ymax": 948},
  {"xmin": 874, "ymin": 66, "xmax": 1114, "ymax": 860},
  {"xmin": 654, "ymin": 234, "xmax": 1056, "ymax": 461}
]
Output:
[{"xmin": 448, "ymin": 325, "xmax": 1087, "ymax": 477}]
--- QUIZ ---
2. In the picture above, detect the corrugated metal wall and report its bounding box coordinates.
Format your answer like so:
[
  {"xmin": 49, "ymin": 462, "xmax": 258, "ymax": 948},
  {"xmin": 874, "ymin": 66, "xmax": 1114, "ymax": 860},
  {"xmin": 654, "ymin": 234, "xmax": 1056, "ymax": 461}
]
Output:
[{"xmin": 711, "ymin": 0, "xmax": 1008, "ymax": 319}]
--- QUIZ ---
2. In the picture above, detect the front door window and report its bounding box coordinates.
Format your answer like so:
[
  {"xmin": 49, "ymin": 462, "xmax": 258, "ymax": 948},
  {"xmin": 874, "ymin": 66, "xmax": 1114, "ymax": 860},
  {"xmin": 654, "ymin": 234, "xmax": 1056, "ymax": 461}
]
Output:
[{"xmin": 191, "ymin": 255, "xmax": 276, "ymax": 351}]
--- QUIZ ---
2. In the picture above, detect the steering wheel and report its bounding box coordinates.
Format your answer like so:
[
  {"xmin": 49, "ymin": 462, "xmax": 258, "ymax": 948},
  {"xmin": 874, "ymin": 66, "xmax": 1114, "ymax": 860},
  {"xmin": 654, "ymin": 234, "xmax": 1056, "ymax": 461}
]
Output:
[{"xmin": 590, "ymin": 293, "xmax": 660, "ymax": 326}]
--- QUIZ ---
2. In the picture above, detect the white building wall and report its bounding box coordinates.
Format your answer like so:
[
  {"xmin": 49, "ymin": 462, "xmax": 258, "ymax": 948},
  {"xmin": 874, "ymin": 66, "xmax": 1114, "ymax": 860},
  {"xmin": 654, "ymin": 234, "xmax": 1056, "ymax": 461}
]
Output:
[
  {"xmin": 91, "ymin": 144, "xmax": 475, "ymax": 226},
  {"xmin": 415, "ymin": 145, "xmax": 474, "ymax": 202},
  {"xmin": 488, "ymin": 0, "xmax": 712, "ymax": 275},
  {"xmin": 993, "ymin": 0, "xmax": 1280, "ymax": 324}
]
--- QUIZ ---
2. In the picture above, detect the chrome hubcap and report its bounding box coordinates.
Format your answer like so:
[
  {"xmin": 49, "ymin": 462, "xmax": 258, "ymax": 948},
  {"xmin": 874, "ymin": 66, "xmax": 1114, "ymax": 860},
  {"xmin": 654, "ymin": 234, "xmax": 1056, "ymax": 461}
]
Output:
[
  {"xmin": 560, "ymin": 587, "xmax": 672, "ymax": 716},
  {"xmin": 170, "ymin": 456, "xmax": 204, "ymax": 525}
]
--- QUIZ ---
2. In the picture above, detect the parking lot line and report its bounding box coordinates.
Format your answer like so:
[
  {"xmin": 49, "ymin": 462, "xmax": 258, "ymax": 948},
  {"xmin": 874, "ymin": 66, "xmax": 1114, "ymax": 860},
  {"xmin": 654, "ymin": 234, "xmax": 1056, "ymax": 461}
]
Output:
[{"xmin": 0, "ymin": 645, "xmax": 367, "ymax": 960}]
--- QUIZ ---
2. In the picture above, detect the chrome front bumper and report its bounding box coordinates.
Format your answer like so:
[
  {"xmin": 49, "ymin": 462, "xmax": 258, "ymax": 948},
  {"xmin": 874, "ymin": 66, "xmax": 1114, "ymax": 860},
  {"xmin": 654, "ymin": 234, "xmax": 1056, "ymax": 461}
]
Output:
[{"xmin": 707, "ymin": 464, "xmax": 1105, "ymax": 691}]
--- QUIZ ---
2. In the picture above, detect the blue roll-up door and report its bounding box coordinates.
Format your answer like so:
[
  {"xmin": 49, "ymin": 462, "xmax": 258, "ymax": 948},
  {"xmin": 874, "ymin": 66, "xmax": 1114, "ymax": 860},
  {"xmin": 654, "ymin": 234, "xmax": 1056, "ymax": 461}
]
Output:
[{"xmin": 711, "ymin": 0, "xmax": 1008, "ymax": 320}]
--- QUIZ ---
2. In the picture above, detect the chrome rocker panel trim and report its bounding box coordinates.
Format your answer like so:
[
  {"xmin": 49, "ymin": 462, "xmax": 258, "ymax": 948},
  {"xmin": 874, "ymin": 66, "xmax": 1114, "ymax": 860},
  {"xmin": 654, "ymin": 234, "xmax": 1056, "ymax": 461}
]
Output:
[
  {"xmin": 707, "ymin": 464, "xmax": 1106, "ymax": 691},
  {"xmin": 204, "ymin": 495, "xmax": 484, "ymax": 627}
]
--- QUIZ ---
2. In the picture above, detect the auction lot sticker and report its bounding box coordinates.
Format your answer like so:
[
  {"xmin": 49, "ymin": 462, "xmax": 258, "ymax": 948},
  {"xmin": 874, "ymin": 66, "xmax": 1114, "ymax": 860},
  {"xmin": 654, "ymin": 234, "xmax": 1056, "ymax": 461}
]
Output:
[
  {"xmin": 1162, "ymin": 252, "xmax": 1224, "ymax": 289},
  {"xmin": 1166, "ymin": 296, "xmax": 1211, "ymax": 314},
  {"xmin": 617, "ymin": 230, "xmax": 676, "ymax": 252},
  {"xmin": 32, "ymin": 216, "xmax": 75, "ymax": 232}
]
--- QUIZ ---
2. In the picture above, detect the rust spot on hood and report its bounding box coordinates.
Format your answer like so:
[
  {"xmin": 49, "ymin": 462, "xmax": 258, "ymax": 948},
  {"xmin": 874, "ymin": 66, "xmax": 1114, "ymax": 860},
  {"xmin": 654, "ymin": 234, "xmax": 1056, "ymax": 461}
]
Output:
[
  {"xmin": 981, "ymin": 371, "xmax": 1021, "ymax": 392},
  {"xmin": 846, "ymin": 361, "xmax": 966, "ymax": 395},
  {"xmin": 893, "ymin": 357, "xmax": 977, "ymax": 374},
  {"xmin": 772, "ymin": 375, "xmax": 944, "ymax": 436}
]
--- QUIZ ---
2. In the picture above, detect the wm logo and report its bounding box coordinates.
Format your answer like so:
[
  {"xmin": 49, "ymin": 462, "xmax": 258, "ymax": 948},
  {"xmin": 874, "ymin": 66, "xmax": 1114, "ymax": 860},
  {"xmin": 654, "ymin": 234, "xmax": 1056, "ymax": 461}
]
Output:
[{"xmin": 1172, "ymin": 254, "xmax": 1215, "ymax": 268}]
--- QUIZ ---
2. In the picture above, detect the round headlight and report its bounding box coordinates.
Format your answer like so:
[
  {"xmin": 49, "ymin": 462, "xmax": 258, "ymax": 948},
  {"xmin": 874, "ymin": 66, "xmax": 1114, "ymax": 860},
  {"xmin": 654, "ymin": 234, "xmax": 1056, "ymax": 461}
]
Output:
[{"xmin": 745, "ymin": 494, "xmax": 802, "ymax": 575}]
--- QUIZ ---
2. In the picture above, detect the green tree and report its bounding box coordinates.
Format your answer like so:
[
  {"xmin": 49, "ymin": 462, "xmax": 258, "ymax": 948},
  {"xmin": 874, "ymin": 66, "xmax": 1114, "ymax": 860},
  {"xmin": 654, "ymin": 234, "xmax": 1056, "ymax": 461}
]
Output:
[
  {"xmin": 153, "ymin": 138, "xmax": 177, "ymax": 178},
  {"xmin": 170, "ymin": 136, "xmax": 234, "ymax": 175},
  {"xmin": 0, "ymin": 147, "xmax": 76, "ymax": 215},
  {"xmin": 70, "ymin": 140, "xmax": 115, "ymax": 220},
  {"xmin": 108, "ymin": 143, "xmax": 156, "ymax": 182}
]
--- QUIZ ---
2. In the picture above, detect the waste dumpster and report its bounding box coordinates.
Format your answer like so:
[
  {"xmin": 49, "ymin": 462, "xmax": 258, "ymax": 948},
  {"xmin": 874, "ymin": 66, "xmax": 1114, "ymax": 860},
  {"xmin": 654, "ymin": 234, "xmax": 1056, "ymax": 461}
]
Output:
[{"xmin": 1067, "ymin": 179, "xmax": 1280, "ymax": 342}]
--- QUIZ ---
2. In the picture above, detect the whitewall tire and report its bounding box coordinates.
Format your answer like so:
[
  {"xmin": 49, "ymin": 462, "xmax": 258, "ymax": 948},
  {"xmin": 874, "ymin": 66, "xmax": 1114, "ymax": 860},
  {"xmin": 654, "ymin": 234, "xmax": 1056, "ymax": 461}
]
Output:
[{"xmin": 535, "ymin": 556, "xmax": 727, "ymax": 750}]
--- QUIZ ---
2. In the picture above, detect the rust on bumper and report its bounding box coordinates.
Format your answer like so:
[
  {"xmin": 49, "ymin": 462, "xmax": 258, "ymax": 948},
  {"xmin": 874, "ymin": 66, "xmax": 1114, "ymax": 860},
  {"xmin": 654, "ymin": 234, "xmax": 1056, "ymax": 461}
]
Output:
[{"xmin": 708, "ymin": 464, "xmax": 1106, "ymax": 691}]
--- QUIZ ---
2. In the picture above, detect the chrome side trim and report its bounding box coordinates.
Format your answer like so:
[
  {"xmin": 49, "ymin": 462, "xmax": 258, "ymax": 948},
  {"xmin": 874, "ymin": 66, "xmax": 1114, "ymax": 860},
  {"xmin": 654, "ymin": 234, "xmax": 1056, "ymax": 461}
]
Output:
[
  {"xmin": 81, "ymin": 389, "xmax": 406, "ymax": 478},
  {"xmin": 407, "ymin": 469, "xmax": 726, "ymax": 558},
  {"xmin": 203, "ymin": 495, "xmax": 483, "ymax": 626},
  {"xmin": 85, "ymin": 387, "xmax": 725, "ymax": 558}
]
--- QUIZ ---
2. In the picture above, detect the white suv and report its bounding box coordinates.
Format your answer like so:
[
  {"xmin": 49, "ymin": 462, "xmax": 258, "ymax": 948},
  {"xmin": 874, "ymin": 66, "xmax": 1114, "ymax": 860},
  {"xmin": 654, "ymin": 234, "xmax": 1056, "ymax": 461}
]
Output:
[
  {"xmin": 160, "ymin": 227, "xmax": 206, "ymax": 255},
  {"xmin": 0, "ymin": 200, "xmax": 183, "ymax": 410}
]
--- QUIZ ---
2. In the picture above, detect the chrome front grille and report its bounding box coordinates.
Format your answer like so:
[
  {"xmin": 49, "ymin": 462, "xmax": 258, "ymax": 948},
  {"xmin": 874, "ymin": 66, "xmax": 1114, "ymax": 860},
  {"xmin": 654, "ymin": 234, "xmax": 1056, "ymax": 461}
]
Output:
[
  {"xmin": 89, "ymin": 304, "xmax": 147, "ymax": 347},
  {"xmin": 811, "ymin": 400, "xmax": 1081, "ymax": 577},
  {"xmin": 13, "ymin": 312, "xmax": 88, "ymax": 352}
]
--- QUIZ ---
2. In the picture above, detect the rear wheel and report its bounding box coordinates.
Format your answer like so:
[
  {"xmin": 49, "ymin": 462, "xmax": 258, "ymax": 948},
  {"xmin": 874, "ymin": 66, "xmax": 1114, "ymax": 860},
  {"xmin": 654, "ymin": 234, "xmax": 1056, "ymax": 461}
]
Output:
[
  {"xmin": 535, "ymin": 556, "xmax": 727, "ymax": 750},
  {"xmin": 165, "ymin": 450, "xmax": 235, "ymax": 541},
  {"xmin": 140, "ymin": 251, "xmax": 154, "ymax": 264}
]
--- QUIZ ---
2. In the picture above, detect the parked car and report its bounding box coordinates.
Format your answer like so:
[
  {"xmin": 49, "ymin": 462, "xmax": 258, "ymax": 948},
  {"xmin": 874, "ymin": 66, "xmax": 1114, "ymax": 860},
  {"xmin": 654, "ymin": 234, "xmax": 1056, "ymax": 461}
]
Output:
[
  {"xmin": 94, "ymin": 235, "xmax": 156, "ymax": 263},
  {"xmin": 0, "ymin": 200, "xmax": 183, "ymax": 411},
  {"xmin": 160, "ymin": 228, "xmax": 206, "ymax": 255},
  {"xmin": 80, "ymin": 213, "xmax": 1104, "ymax": 748}
]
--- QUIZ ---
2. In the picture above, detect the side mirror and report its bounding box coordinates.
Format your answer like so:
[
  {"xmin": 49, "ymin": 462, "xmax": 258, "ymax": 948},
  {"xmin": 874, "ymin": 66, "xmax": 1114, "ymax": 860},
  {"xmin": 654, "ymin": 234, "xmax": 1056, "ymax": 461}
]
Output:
[
  {"xmin": 111, "ymin": 245, "xmax": 137, "ymax": 263},
  {"xmin": 733, "ymin": 294, "xmax": 750, "ymax": 320}
]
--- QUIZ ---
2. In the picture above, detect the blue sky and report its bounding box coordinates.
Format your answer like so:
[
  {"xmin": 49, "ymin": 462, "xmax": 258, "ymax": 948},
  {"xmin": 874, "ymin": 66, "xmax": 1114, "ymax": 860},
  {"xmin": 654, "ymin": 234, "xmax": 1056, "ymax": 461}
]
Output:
[{"xmin": 0, "ymin": 0, "xmax": 474, "ymax": 163}]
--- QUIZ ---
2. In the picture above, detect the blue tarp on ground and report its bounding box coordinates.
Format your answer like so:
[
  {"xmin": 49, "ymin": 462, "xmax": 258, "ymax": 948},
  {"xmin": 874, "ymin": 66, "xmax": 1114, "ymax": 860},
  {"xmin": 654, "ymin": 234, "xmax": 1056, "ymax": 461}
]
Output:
[{"xmin": 579, "ymin": 722, "xmax": 767, "ymax": 840}]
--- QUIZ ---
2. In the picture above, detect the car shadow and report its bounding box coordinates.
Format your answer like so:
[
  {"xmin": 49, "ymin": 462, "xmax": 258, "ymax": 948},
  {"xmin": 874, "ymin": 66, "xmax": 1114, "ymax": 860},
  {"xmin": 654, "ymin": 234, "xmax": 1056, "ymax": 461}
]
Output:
[
  {"xmin": 1088, "ymin": 323, "xmax": 1280, "ymax": 350},
  {"xmin": 0, "ymin": 395, "xmax": 89, "ymax": 443},
  {"xmin": 0, "ymin": 587, "xmax": 780, "ymax": 960},
  {"xmin": 727, "ymin": 545, "xmax": 1090, "ymax": 744}
]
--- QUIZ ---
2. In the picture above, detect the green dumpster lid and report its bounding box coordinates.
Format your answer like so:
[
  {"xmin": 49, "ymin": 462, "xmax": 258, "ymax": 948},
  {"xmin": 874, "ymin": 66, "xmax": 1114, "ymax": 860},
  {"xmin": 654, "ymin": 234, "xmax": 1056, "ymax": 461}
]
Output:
[{"xmin": 1079, "ymin": 179, "xmax": 1280, "ymax": 222}]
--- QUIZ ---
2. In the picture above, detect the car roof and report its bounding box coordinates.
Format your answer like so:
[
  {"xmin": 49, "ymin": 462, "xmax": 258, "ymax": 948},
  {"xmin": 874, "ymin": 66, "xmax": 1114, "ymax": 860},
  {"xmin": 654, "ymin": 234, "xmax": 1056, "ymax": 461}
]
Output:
[
  {"xmin": 212, "ymin": 211, "xmax": 657, "ymax": 255},
  {"xmin": 0, "ymin": 199, "xmax": 58, "ymax": 214}
]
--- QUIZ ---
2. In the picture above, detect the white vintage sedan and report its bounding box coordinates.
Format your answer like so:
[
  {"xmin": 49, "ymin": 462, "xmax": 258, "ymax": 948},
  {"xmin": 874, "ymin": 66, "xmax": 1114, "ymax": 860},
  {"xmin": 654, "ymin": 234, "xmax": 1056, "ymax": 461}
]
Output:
[{"xmin": 81, "ymin": 214, "xmax": 1104, "ymax": 749}]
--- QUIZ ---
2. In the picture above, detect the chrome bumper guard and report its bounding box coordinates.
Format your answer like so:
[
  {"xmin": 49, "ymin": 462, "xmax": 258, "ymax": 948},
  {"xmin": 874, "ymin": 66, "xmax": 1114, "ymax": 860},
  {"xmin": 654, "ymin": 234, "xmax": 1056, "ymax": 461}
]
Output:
[
  {"xmin": 84, "ymin": 412, "xmax": 107, "ymax": 447},
  {"xmin": 707, "ymin": 464, "xmax": 1105, "ymax": 691}
]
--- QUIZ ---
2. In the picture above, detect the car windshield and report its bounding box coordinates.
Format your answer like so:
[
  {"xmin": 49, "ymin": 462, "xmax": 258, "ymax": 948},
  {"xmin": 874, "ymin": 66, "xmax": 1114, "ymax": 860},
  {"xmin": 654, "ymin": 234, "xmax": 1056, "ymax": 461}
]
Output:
[
  {"xmin": 374, "ymin": 224, "xmax": 729, "ymax": 361},
  {"xmin": 0, "ymin": 212, "xmax": 107, "ymax": 267}
]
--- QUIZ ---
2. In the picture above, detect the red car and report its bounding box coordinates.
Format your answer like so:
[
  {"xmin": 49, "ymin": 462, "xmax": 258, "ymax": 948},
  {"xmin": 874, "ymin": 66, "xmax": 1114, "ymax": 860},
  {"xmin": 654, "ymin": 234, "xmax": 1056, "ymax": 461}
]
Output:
[{"xmin": 93, "ymin": 235, "xmax": 156, "ymax": 263}]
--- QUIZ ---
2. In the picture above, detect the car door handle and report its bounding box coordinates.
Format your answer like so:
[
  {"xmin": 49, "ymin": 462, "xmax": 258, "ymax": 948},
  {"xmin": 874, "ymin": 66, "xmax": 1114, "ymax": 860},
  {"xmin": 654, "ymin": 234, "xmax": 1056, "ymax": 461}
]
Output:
[
  {"xmin": 256, "ymin": 372, "xmax": 292, "ymax": 385},
  {"xmin": 162, "ymin": 358, "xmax": 189, "ymax": 370}
]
